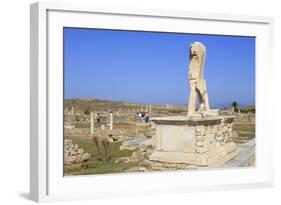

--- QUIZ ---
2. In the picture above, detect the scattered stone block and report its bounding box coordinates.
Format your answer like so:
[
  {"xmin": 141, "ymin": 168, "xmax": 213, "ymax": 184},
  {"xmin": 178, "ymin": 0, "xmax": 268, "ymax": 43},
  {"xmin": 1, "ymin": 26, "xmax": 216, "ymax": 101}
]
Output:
[{"xmin": 64, "ymin": 140, "xmax": 91, "ymax": 166}]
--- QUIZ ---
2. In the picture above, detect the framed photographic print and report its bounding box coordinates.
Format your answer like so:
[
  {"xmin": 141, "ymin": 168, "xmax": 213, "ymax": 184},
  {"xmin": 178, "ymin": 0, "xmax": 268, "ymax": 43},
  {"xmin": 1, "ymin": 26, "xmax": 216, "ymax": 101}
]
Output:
[{"xmin": 30, "ymin": 2, "xmax": 274, "ymax": 202}]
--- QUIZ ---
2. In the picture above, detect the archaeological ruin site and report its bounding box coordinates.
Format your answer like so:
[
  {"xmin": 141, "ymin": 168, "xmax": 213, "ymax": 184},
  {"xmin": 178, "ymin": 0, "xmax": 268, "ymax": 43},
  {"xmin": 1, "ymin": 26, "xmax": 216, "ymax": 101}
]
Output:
[{"xmin": 64, "ymin": 42, "xmax": 255, "ymax": 176}]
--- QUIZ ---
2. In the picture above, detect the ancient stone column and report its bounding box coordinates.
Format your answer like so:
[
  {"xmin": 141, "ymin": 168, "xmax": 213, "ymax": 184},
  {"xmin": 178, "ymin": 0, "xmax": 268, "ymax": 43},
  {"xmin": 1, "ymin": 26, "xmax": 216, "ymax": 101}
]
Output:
[
  {"xmin": 167, "ymin": 104, "xmax": 170, "ymax": 110},
  {"xmin": 109, "ymin": 111, "xmax": 113, "ymax": 130},
  {"xmin": 71, "ymin": 106, "xmax": 74, "ymax": 115},
  {"xmin": 101, "ymin": 124, "xmax": 105, "ymax": 130},
  {"xmin": 90, "ymin": 112, "xmax": 95, "ymax": 134},
  {"xmin": 149, "ymin": 104, "xmax": 152, "ymax": 115}
]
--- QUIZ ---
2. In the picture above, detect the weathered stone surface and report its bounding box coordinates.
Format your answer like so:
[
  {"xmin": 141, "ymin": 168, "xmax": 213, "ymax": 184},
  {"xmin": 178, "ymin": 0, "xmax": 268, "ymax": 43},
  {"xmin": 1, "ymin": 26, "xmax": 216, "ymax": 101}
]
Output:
[
  {"xmin": 187, "ymin": 42, "xmax": 209, "ymax": 117},
  {"xmin": 162, "ymin": 163, "xmax": 179, "ymax": 168},
  {"xmin": 156, "ymin": 124, "xmax": 195, "ymax": 152},
  {"xmin": 149, "ymin": 151, "xmax": 208, "ymax": 166},
  {"xmin": 64, "ymin": 139, "xmax": 72, "ymax": 146},
  {"xmin": 82, "ymin": 153, "xmax": 91, "ymax": 161},
  {"xmin": 223, "ymin": 142, "xmax": 237, "ymax": 154},
  {"xmin": 195, "ymin": 146, "xmax": 207, "ymax": 153},
  {"xmin": 114, "ymin": 157, "xmax": 131, "ymax": 163},
  {"xmin": 151, "ymin": 115, "xmax": 235, "ymax": 126},
  {"xmin": 195, "ymin": 141, "xmax": 206, "ymax": 147},
  {"xmin": 224, "ymin": 139, "xmax": 255, "ymax": 168},
  {"xmin": 77, "ymin": 148, "xmax": 84, "ymax": 155},
  {"xmin": 151, "ymin": 163, "xmax": 163, "ymax": 171},
  {"xmin": 205, "ymin": 109, "xmax": 219, "ymax": 116},
  {"xmin": 208, "ymin": 150, "xmax": 237, "ymax": 167},
  {"xmin": 111, "ymin": 135, "xmax": 127, "ymax": 141},
  {"xmin": 149, "ymin": 115, "xmax": 237, "ymax": 168},
  {"xmin": 126, "ymin": 167, "xmax": 148, "ymax": 172},
  {"xmin": 64, "ymin": 127, "xmax": 90, "ymax": 138},
  {"xmin": 74, "ymin": 144, "xmax": 79, "ymax": 151},
  {"xmin": 64, "ymin": 140, "xmax": 91, "ymax": 166},
  {"xmin": 65, "ymin": 156, "xmax": 77, "ymax": 165}
]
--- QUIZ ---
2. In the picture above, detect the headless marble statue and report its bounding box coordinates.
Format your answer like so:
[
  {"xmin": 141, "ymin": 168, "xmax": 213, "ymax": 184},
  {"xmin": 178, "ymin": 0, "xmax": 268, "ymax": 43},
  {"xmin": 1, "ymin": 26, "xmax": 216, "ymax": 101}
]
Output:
[{"xmin": 188, "ymin": 42, "xmax": 210, "ymax": 117}]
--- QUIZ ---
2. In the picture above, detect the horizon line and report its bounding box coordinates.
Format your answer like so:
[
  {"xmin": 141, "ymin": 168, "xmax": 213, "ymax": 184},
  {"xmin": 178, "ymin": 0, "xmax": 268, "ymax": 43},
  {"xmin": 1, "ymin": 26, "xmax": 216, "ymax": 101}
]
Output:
[{"xmin": 64, "ymin": 97, "xmax": 255, "ymax": 108}]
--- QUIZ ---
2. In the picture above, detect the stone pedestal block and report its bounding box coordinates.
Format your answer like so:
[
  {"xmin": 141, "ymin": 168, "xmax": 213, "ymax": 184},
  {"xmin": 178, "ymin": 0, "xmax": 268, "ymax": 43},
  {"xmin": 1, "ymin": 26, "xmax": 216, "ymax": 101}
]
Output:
[{"xmin": 149, "ymin": 115, "xmax": 237, "ymax": 167}]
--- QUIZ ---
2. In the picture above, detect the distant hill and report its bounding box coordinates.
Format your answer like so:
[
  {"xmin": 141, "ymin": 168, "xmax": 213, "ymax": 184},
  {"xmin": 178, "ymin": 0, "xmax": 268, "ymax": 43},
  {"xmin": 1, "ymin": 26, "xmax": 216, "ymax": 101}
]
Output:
[
  {"xmin": 64, "ymin": 98, "xmax": 254, "ymax": 114},
  {"xmin": 64, "ymin": 98, "xmax": 167, "ymax": 114}
]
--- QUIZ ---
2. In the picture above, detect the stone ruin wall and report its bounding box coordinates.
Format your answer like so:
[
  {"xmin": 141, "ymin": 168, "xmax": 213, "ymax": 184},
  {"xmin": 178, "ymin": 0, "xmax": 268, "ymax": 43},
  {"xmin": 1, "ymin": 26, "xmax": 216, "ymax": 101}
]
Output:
[
  {"xmin": 64, "ymin": 139, "xmax": 91, "ymax": 167},
  {"xmin": 219, "ymin": 110, "xmax": 255, "ymax": 123}
]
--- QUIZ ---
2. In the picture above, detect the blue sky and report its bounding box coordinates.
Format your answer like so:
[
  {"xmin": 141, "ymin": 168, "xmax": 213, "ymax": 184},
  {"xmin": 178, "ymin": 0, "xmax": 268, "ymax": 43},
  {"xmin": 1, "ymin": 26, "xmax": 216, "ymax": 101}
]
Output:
[{"xmin": 64, "ymin": 28, "xmax": 255, "ymax": 107}]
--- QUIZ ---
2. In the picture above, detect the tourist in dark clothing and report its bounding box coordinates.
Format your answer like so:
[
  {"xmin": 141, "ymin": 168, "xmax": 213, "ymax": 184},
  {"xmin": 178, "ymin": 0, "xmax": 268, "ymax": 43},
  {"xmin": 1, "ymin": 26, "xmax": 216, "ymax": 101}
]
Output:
[{"xmin": 96, "ymin": 113, "xmax": 100, "ymax": 123}]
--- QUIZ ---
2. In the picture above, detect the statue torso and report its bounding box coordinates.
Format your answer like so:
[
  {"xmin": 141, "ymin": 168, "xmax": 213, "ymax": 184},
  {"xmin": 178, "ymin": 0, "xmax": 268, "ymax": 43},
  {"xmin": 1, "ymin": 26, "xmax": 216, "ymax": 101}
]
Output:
[{"xmin": 189, "ymin": 59, "xmax": 201, "ymax": 81}]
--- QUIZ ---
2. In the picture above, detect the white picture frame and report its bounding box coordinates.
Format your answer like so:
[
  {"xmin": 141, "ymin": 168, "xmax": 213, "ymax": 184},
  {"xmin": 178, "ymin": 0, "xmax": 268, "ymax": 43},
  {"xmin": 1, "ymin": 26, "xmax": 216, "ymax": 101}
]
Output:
[{"xmin": 30, "ymin": 1, "xmax": 274, "ymax": 202}]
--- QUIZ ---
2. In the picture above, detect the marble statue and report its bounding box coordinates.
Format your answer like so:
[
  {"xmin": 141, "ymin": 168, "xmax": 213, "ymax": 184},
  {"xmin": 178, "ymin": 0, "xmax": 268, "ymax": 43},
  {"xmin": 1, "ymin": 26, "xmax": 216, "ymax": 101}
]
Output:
[
  {"xmin": 188, "ymin": 42, "xmax": 210, "ymax": 117},
  {"xmin": 148, "ymin": 41, "xmax": 237, "ymax": 169}
]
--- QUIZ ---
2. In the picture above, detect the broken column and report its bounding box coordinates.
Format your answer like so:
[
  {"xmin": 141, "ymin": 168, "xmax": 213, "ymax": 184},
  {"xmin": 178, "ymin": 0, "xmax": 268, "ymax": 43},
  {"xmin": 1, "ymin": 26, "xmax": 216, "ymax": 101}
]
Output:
[
  {"xmin": 101, "ymin": 124, "xmax": 105, "ymax": 130},
  {"xmin": 90, "ymin": 112, "xmax": 95, "ymax": 134},
  {"xmin": 109, "ymin": 111, "xmax": 113, "ymax": 130}
]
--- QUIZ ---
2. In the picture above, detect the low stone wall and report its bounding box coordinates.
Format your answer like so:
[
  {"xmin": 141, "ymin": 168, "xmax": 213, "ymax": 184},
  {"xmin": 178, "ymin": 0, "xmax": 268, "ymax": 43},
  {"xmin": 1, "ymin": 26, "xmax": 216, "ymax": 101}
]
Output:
[
  {"xmin": 148, "ymin": 115, "xmax": 238, "ymax": 168},
  {"xmin": 235, "ymin": 112, "xmax": 255, "ymax": 123},
  {"xmin": 64, "ymin": 128, "xmax": 89, "ymax": 138},
  {"xmin": 64, "ymin": 139, "xmax": 91, "ymax": 166},
  {"xmin": 219, "ymin": 110, "xmax": 255, "ymax": 123},
  {"xmin": 144, "ymin": 160, "xmax": 198, "ymax": 171},
  {"xmin": 135, "ymin": 122, "xmax": 155, "ymax": 138}
]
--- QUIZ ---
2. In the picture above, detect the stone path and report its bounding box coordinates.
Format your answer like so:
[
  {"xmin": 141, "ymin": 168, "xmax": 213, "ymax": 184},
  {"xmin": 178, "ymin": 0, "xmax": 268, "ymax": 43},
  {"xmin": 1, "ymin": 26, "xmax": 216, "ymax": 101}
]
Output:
[{"xmin": 224, "ymin": 138, "xmax": 255, "ymax": 167}]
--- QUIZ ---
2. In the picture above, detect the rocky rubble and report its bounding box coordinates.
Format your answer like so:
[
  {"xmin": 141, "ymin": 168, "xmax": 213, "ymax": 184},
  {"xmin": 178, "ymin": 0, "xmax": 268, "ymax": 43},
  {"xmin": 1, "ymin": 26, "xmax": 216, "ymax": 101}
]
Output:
[
  {"xmin": 220, "ymin": 110, "xmax": 255, "ymax": 123},
  {"xmin": 118, "ymin": 144, "xmax": 199, "ymax": 172},
  {"xmin": 64, "ymin": 139, "xmax": 91, "ymax": 166},
  {"xmin": 108, "ymin": 129, "xmax": 130, "ymax": 142},
  {"xmin": 234, "ymin": 112, "xmax": 255, "ymax": 123},
  {"xmin": 135, "ymin": 122, "xmax": 155, "ymax": 138}
]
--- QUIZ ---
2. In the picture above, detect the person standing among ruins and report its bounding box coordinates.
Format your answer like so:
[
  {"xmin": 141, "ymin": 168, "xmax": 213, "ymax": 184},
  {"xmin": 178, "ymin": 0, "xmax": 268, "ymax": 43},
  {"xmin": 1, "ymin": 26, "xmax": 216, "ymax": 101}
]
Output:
[
  {"xmin": 141, "ymin": 112, "xmax": 145, "ymax": 123},
  {"xmin": 145, "ymin": 112, "xmax": 149, "ymax": 122},
  {"xmin": 96, "ymin": 113, "xmax": 100, "ymax": 123},
  {"xmin": 138, "ymin": 112, "xmax": 142, "ymax": 122}
]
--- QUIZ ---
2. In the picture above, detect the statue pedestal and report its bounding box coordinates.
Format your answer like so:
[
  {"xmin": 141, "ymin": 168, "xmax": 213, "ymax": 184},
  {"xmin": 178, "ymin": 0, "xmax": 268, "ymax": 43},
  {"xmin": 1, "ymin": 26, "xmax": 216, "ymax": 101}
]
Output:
[{"xmin": 149, "ymin": 115, "xmax": 237, "ymax": 168}]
